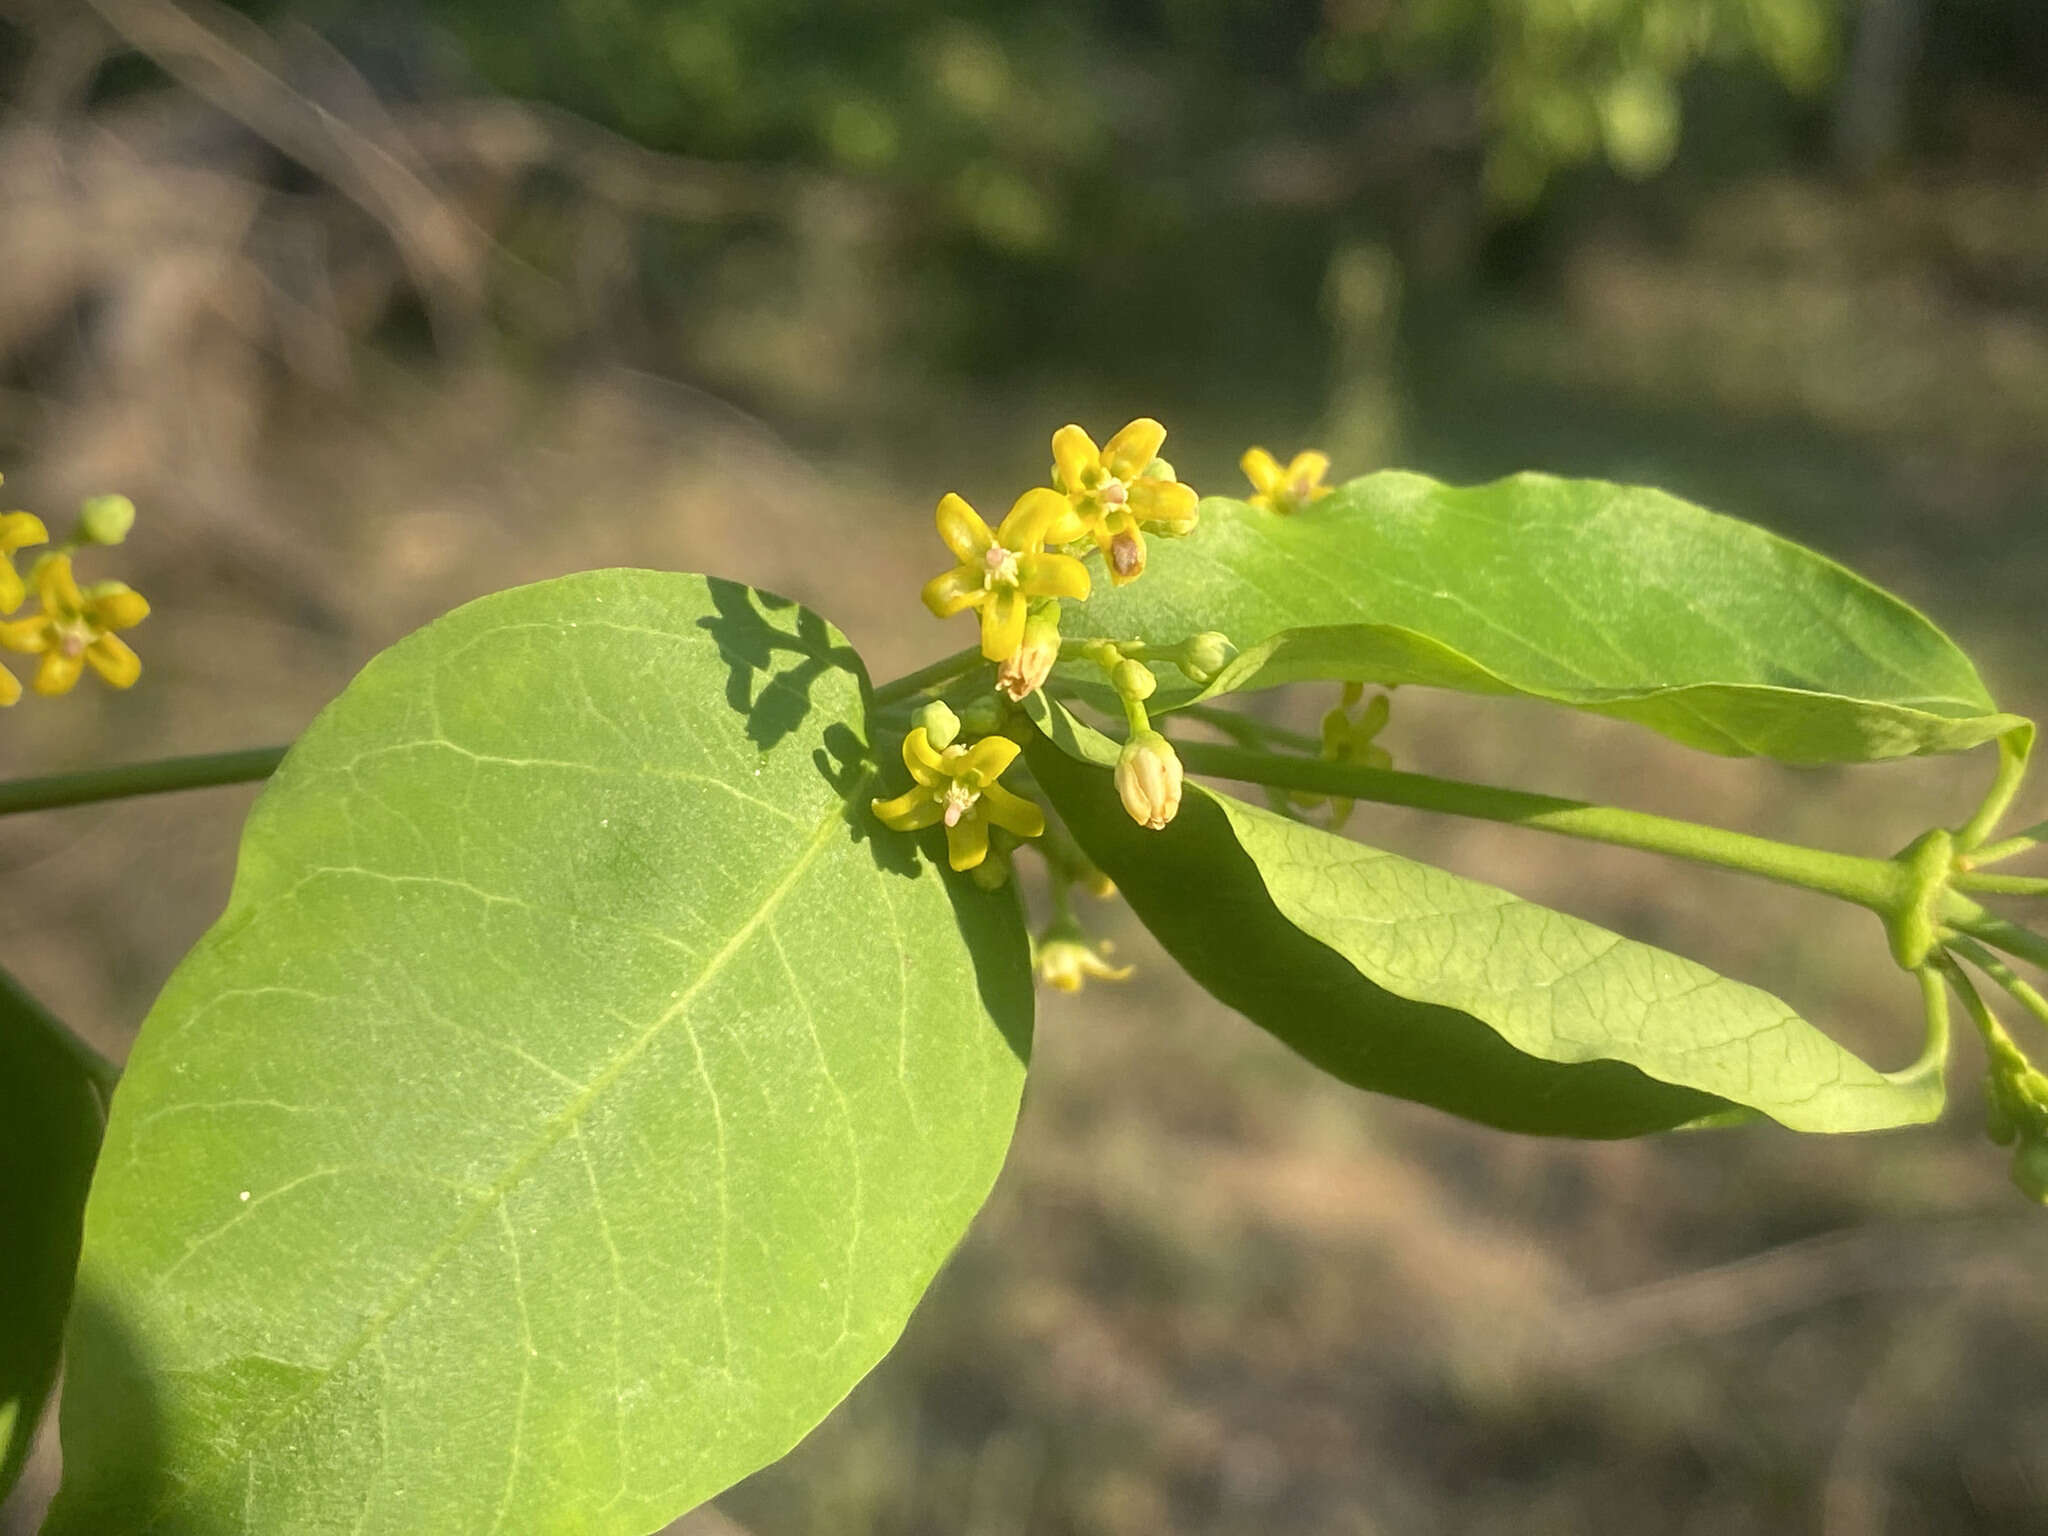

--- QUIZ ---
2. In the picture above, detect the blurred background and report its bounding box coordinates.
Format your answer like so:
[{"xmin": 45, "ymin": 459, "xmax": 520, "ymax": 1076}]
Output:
[{"xmin": 3, "ymin": 0, "xmax": 2048, "ymax": 1530}]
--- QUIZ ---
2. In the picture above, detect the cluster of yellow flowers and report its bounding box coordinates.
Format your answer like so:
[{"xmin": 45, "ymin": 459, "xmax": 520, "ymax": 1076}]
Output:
[
  {"xmin": 917, "ymin": 418, "xmax": 1199, "ymax": 692},
  {"xmin": 0, "ymin": 480, "xmax": 149, "ymax": 707},
  {"xmin": 879, "ymin": 419, "xmax": 1338, "ymax": 989},
  {"xmin": 881, "ymin": 420, "xmax": 1337, "ymax": 872}
]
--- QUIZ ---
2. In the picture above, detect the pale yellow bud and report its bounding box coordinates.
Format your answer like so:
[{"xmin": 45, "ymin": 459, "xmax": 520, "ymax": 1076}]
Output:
[{"xmin": 1115, "ymin": 730, "xmax": 1182, "ymax": 830}]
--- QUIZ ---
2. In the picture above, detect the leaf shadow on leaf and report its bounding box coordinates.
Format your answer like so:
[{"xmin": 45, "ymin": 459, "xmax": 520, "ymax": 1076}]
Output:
[
  {"xmin": 1028, "ymin": 737, "xmax": 1729, "ymax": 1137},
  {"xmin": 813, "ymin": 720, "xmax": 923, "ymax": 880},
  {"xmin": 45, "ymin": 1287, "xmax": 226, "ymax": 1536},
  {"xmin": 697, "ymin": 579, "xmax": 865, "ymax": 752}
]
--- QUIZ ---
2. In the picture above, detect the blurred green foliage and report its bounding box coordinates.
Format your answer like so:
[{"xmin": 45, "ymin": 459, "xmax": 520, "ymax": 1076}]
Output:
[{"xmin": 208, "ymin": 0, "xmax": 1875, "ymax": 397}]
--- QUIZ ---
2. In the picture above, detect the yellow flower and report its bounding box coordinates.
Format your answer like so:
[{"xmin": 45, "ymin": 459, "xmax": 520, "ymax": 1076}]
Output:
[
  {"xmin": 0, "ymin": 507, "xmax": 49, "ymax": 615},
  {"xmin": 1240, "ymin": 447, "xmax": 1332, "ymax": 514},
  {"xmin": 871, "ymin": 726, "xmax": 1046, "ymax": 872},
  {"xmin": 1046, "ymin": 418, "xmax": 1199, "ymax": 585},
  {"xmin": 1034, "ymin": 929, "xmax": 1133, "ymax": 993},
  {"xmin": 0, "ymin": 553, "xmax": 149, "ymax": 696},
  {"xmin": 921, "ymin": 489, "xmax": 1090, "ymax": 661}
]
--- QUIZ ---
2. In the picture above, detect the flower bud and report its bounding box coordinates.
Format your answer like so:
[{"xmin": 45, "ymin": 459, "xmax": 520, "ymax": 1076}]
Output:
[
  {"xmin": 1176, "ymin": 631, "xmax": 1235, "ymax": 686},
  {"xmin": 1110, "ymin": 658, "xmax": 1156, "ymax": 702},
  {"xmin": 969, "ymin": 848, "xmax": 1012, "ymax": 891},
  {"xmin": 957, "ymin": 695, "xmax": 1005, "ymax": 738},
  {"xmin": 79, "ymin": 494, "xmax": 135, "ymax": 546},
  {"xmin": 913, "ymin": 700, "xmax": 962, "ymax": 751},
  {"xmin": 996, "ymin": 602, "xmax": 1062, "ymax": 701},
  {"xmin": 1115, "ymin": 730, "xmax": 1182, "ymax": 830},
  {"xmin": 2012, "ymin": 1135, "xmax": 2048, "ymax": 1205}
]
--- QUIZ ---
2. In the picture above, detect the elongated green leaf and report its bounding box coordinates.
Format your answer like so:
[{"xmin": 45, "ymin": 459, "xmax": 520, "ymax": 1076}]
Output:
[
  {"xmin": 1069, "ymin": 473, "xmax": 2024, "ymax": 763},
  {"xmin": 1027, "ymin": 706, "xmax": 1941, "ymax": 1137},
  {"xmin": 52, "ymin": 572, "xmax": 1031, "ymax": 1536},
  {"xmin": 0, "ymin": 976, "xmax": 105, "ymax": 1505}
]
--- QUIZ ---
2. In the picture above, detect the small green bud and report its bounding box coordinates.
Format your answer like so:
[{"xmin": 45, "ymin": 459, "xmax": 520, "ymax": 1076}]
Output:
[
  {"xmin": 913, "ymin": 700, "xmax": 961, "ymax": 751},
  {"xmin": 2011, "ymin": 1136, "xmax": 2048, "ymax": 1205},
  {"xmin": 1987, "ymin": 1091, "xmax": 2018, "ymax": 1147},
  {"xmin": 1176, "ymin": 632, "xmax": 1235, "ymax": 685},
  {"xmin": 1111, "ymin": 659, "xmax": 1157, "ymax": 702},
  {"xmin": 79, "ymin": 494, "xmax": 136, "ymax": 546},
  {"xmin": 957, "ymin": 695, "xmax": 1005, "ymax": 738}
]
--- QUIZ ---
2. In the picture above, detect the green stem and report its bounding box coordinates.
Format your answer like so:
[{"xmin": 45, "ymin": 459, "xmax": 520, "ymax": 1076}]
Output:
[
  {"xmin": 1171, "ymin": 739, "xmax": 1907, "ymax": 910},
  {"xmin": 1947, "ymin": 935, "xmax": 2048, "ymax": 1036},
  {"xmin": 870, "ymin": 646, "xmax": 986, "ymax": 709},
  {"xmin": 1893, "ymin": 965, "xmax": 1952, "ymax": 1086},
  {"xmin": 1, "ymin": 963, "xmax": 119, "ymax": 1103},
  {"xmin": 1954, "ymin": 872, "xmax": 2048, "ymax": 898},
  {"xmin": 1972, "ymin": 820, "xmax": 2046, "ymax": 868},
  {"xmin": 1956, "ymin": 730, "xmax": 2033, "ymax": 853},
  {"xmin": 1941, "ymin": 898, "xmax": 2048, "ymax": 975},
  {"xmin": 0, "ymin": 746, "xmax": 287, "ymax": 817},
  {"xmin": 1934, "ymin": 951, "xmax": 2014, "ymax": 1060}
]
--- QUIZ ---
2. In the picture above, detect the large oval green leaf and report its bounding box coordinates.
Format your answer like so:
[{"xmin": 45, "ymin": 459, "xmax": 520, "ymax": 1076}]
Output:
[
  {"xmin": 0, "ymin": 976, "xmax": 105, "ymax": 1505},
  {"xmin": 51, "ymin": 572, "xmax": 1031, "ymax": 1536},
  {"xmin": 1027, "ymin": 707, "xmax": 1941, "ymax": 1137},
  {"xmin": 1069, "ymin": 473, "xmax": 2024, "ymax": 764}
]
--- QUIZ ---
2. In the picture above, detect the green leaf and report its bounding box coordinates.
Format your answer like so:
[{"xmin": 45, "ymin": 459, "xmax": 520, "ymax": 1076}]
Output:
[
  {"xmin": 51, "ymin": 572, "xmax": 1031, "ymax": 1536},
  {"xmin": 0, "ymin": 976, "xmax": 105, "ymax": 1505},
  {"xmin": 1071, "ymin": 473, "xmax": 2024, "ymax": 764},
  {"xmin": 1026, "ymin": 706, "xmax": 1942, "ymax": 1137}
]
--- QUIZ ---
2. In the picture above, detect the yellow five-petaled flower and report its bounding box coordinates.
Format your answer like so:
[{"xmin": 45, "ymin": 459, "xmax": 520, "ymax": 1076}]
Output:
[
  {"xmin": 0, "ymin": 553, "xmax": 149, "ymax": 698},
  {"xmin": 871, "ymin": 726, "xmax": 1045, "ymax": 872},
  {"xmin": 1046, "ymin": 418, "xmax": 1198, "ymax": 585},
  {"xmin": 1240, "ymin": 447, "xmax": 1332, "ymax": 515},
  {"xmin": 921, "ymin": 489, "xmax": 1090, "ymax": 661}
]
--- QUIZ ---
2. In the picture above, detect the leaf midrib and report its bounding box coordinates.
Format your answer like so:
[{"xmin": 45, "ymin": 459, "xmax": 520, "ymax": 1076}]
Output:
[{"xmin": 144, "ymin": 775, "xmax": 872, "ymax": 1533}]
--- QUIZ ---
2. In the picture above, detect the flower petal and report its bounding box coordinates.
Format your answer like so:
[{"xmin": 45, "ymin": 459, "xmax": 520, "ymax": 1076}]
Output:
[
  {"xmin": 936, "ymin": 493, "xmax": 995, "ymax": 564},
  {"xmin": 1050, "ymin": 425, "xmax": 1099, "ymax": 492},
  {"xmin": 0, "ymin": 616, "xmax": 50, "ymax": 653},
  {"xmin": 33, "ymin": 648, "xmax": 81, "ymax": 696},
  {"xmin": 996, "ymin": 487, "xmax": 1069, "ymax": 552},
  {"xmin": 0, "ymin": 664, "xmax": 18, "ymax": 706},
  {"xmin": 921, "ymin": 565, "xmax": 986, "ymax": 619},
  {"xmin": 34, "ymin": 554, "xmax": 82, "ymax": 618},
  {"xmin": 980, "ymin": 781, "xmax": 1045, "ymax": 839},
  {"xmin": 1129, "ymin": 478, "xmax": 1198, "ymax": 530},
  {"xmin": 1286, "ymin": 450, "xmax": 1331, "ymax": 488},
  {"xmin": 89, "ymin": 584, "xmax": 149, "ymax": 631},
  {"xmin": 944, "ymin": 812, "xmax": 990, "ymax": 871},
  {"xmin": 1107, "ymin": 526, "xmax": 1147, "ymax": 586},
  {"xmin": 977, "ymin": 586, "xmax": 1028, "ymax": 661},
  {"xmin": 960, "ymin": 734, "xmax": 1022, "ymax": 781},
  {"xmin": 0, "ymin": 562, "xmax": 20, "ymax": 617},
  {"xmin": 903, "ymin": 726, "xmax": 949, "ymax": 786},
  {"xmin": 1102, "ymin": 417, "xmax": 1167, "ymax": 480},
  {"xmin": 1043, "ymin": 505, "xmax": 1089, "ymax": 546},
  {"xmin": 1016, "ymin": 551, "xmax": 1090, "ymax": 601},
  {"xmin": 85, "ymin": 633, "xmax": 141, "ymax": 689},
  {"xmin": 1239, "ymin": 446, "xmax": 1281, "ymax": 494},
  {"xmin": 0, "ymin": 512, "xmax": 47, "ymax": 555},
  {"xmin": 872, "ymin": 787, "xmax": 943, "ymax": 831}
]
